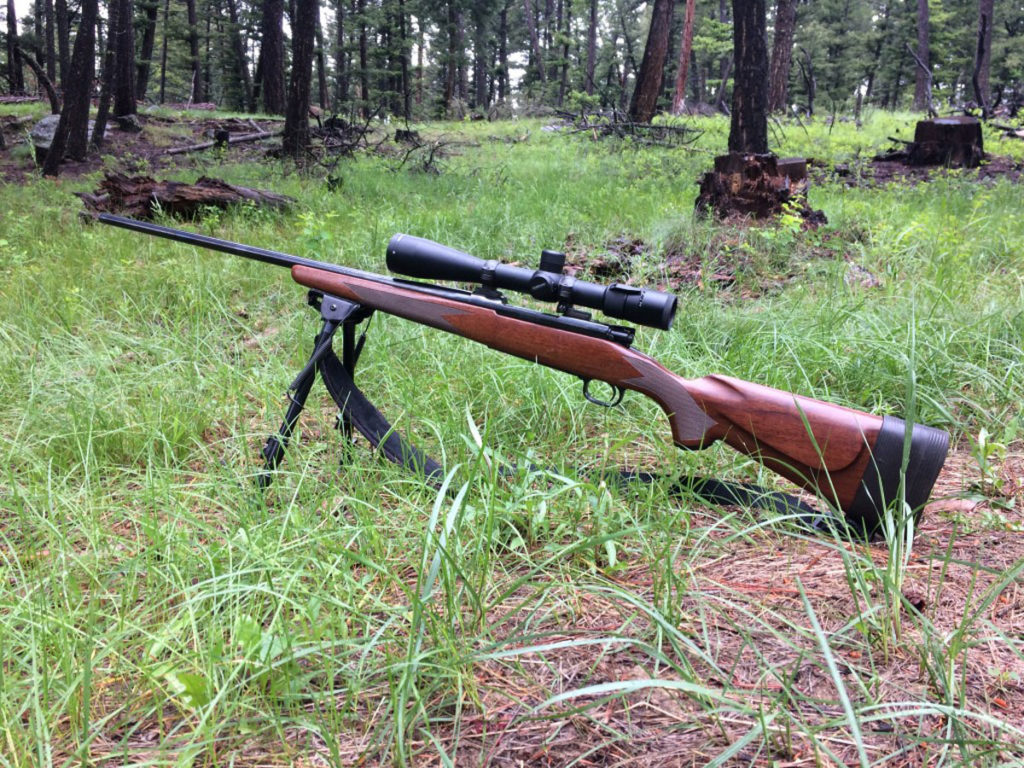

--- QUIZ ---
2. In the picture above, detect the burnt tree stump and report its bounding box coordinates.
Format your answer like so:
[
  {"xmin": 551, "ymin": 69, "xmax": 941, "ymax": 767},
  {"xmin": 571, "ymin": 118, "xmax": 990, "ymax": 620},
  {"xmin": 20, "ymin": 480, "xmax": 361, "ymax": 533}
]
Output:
[
  {"xmin": 696, "ymin": 152, "xmax": 826, "ymax": 224},
  {"xmin": 908, "ymin": 116, "xmax": 984, "ymax": 168}
]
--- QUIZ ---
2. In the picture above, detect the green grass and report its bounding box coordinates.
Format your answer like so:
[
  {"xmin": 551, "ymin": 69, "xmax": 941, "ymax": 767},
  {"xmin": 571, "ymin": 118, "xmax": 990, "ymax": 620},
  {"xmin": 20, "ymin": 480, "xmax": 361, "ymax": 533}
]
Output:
[{"xmin": 0, "ymin": 112, "xmax": 1022, "ymax": 766}]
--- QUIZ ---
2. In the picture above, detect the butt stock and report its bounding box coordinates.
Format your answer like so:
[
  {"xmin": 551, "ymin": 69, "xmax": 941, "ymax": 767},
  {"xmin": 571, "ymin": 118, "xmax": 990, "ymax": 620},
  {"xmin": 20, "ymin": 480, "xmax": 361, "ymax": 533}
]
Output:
[{"xmin": 681, "ymin": 376, "xmax": 949, "ymax": 535}]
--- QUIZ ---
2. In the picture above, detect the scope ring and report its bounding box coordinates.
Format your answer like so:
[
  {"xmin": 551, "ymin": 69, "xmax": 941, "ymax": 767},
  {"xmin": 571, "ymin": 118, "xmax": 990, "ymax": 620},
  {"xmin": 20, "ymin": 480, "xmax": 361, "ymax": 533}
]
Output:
[
  {"xmin": 558, "ymin": 275, "xmax": 576, "ymax": 302},
  {"xmin": 582, "ymin": 379, "xmax": 625, "ymax": 408},
  {"xmin": 481, "ymin": 259, "xmax": 499, "ymax": 289}
]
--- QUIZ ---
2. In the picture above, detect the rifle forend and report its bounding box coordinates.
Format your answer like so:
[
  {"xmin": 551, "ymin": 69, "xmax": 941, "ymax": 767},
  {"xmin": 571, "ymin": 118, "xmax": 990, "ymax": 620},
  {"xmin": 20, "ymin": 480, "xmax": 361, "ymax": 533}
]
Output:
[{"xmin": 97, "ymin": 214, "xmax": 950, "ymax": 537}]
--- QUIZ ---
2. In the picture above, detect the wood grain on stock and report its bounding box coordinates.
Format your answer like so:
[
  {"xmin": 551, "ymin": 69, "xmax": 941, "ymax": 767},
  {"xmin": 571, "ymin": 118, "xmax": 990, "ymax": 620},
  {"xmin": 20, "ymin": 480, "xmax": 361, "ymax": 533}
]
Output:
[{"xmin": 292, "ymin": 265, "xmax": 883, "ymax": 510}]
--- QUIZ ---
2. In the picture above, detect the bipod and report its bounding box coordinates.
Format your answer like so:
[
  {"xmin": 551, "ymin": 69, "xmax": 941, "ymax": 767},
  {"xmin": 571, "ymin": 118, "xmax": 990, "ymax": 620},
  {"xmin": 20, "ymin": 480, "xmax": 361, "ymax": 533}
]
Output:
[
  {"xmin": 257, "ymin": 290, "xmax": 371, "ymax": 488},
  {"xmin": 257, "ymin": 290, "xmax": 443, "ymax": 489}
]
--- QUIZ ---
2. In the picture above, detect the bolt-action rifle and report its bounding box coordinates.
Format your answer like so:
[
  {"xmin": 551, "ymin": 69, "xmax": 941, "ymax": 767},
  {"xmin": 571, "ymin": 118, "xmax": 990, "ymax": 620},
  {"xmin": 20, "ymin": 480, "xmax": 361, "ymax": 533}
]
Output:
[{"xmin": 97, "ymin": 214, "xmax": 949, "ymax": 537}]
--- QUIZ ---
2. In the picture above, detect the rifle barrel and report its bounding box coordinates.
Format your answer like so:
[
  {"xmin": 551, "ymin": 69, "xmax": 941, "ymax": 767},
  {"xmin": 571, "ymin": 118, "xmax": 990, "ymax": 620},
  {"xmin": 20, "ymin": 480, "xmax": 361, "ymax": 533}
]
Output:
[{"xmin": 96, "ymin": 213, "xmax": 354, "ymax": 276}]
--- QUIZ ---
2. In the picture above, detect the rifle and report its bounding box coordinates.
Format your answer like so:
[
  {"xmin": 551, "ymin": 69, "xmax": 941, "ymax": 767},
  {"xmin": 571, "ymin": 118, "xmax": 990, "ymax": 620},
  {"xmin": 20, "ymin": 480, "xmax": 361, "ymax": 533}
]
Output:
[{"xmin": 96, "ymin": 213, "xmax": 949, "ymax": 538}]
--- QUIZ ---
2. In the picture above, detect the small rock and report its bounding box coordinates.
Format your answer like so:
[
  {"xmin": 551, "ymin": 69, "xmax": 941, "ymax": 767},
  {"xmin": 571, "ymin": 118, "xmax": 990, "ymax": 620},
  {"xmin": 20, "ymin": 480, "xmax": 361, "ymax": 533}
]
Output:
[
  {"xmin": 30, "ymin": 114, "xmax": 96, "ymax": 163},
  {"xmin": 114, "ymin": 114, "xmax": 143, "ymax": 132}
]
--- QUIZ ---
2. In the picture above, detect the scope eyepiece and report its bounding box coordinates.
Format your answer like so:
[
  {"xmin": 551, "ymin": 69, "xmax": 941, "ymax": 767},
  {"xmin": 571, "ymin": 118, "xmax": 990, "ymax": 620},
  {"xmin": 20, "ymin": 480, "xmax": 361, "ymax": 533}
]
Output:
[{"xmin": 386, "ymin": 233, "xmax": 678, "ymax": 331}]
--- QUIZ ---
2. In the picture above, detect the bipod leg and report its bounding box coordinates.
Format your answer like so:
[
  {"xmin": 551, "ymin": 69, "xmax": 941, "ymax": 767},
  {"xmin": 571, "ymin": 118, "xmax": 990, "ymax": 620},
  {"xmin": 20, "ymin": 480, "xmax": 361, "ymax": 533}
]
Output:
[{"xmin": 256, "ymin": 291, "xmax": 369, "ymax": 489}]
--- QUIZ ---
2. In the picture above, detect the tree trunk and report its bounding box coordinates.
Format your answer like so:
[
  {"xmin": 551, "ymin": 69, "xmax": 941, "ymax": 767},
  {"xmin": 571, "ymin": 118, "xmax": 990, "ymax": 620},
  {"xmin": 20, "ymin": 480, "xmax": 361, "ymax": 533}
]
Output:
[
  {"xmin": 863, "ymin": 2, "xmax": 890, "ymax": 105},
  {"xmin": 92, "ymin": 10, "xmax": 115, "ymax": 147},
  {"xmin": 185, "ymin": 0, "xmax": 204, "ymax": 102},
  {"xmin": 398, "ymin": 0, "xmax": 410, "ymax": 118},
  {"xmin": 282, "ymin": 0, "xmax": 316, "ymax": 158},
  {"xmin": 557, "ymin": 0, "xmax": 570, "ymax": 106},
  {"xmin": 315, "ymin": 9, "xmax": 328, "ymax": 110},
  {"xmin": 973, "ymin": 0, "xmax": 993, "ymax": 112},
  {"xmin": 498, "ymin": 3, "xmax": 509, "ymax": 101},
  {"xmin": 561, "ymin": 0, "xmax": 569, "ymax": 105},
  {"xmin": 729, "ymin": 0, "xmax": 768, "ymax": 154},
  {"xmin": 112, "ymin": 0, "xmax": 136, "ymax": 116},
  {"xmin": 416, "ymin": 15, "xmax": 424, "ymax": 104},
  {"xmin": 357, "ymin": 0, "xmax": 368, "ymax": 116},
  {"xmin": 225, "ymin": 0, "xmax": 253, "ymax": 110},
  {"xmin": 259, "ymin": 0, "xmax": 286, "ymax": 113},
  {"xmin": 42, "ymin": 0, "xmax": 96, "ymax": 174},
  {"xmin": 912, "ymin": 0, "xmax": 930, "ymax": 112},
  {"xmin": 628, "ymin": 0, "xmax": 674, "ymax": 122},
  {"xmin": 334, "ymin": 0, "xmax": 347, "ymax": 104},
  {"xmin": 6, "ymin": 0, "xmax": 25, "ymax": 91},
  {"xmin": 43, "ymin": 0, "xmax": 55, "ymax": 81},
  {"xmin": 766, "ymin": 0, "xmax": 796, "ymax": 112},
  {"xmin": 672, "ymin": 0, "xmax": 696, "ymax": 113},
  {"xmin": 456, "ymin": 8, "xmax": 467, "ymax": 101},
  {"xmin": 584, "ymin": 0, "xmax": 596, "ymax": 94},
  {"xmin": 472, "ymin": 6, "xmax": 488, "ymax": 108},
  {"xmin": 135, "ymin": 0, "xmax": 158, "ymax": 101},
  {"xmin": 523, "ymin": 0, "xmax": 545, "ymax": 83},
  {"xmin": 55, "ymin": 0, "xmax": 69, "ymax": 87},
  {"xmin": 442, "ymin": 2, "xmax": 455, "ymax": 111},
  {"xmin": 158, "ymin": 0, "xmax": 169, "ymax": 102},
  {"xmin": 617, "ymin": 4, "xmax": 637, "ymax": 112}
]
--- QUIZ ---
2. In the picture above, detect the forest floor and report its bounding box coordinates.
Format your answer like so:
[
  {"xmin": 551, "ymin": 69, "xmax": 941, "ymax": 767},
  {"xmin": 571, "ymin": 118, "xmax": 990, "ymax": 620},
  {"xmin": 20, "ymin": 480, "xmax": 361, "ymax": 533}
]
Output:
[
  {"xmin": 0, "ymin": 105, "xmax": 284, "ymax": 183},
  {"xmin": 1, "ymin": 104, "xmax": 1023, "ymax": 767}
]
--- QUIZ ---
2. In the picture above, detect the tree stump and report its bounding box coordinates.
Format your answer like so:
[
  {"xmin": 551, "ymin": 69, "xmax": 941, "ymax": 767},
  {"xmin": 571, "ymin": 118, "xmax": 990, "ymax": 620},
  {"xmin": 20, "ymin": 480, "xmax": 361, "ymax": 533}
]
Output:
[
  {"xmin": 695, "ymin": 152, "xmax": 826, "ymax": 225},
  {"xmin": 907, "ymin": 116, "xmax": 984, "ymax": 168}
]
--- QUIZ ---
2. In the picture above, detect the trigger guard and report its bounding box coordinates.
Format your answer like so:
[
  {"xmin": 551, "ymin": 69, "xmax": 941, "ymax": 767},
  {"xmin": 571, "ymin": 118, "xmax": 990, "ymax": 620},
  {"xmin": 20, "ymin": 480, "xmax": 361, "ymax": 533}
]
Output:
[{"xmin": 583, "ymin": 379, "xmax": 625, "ymax": 408}]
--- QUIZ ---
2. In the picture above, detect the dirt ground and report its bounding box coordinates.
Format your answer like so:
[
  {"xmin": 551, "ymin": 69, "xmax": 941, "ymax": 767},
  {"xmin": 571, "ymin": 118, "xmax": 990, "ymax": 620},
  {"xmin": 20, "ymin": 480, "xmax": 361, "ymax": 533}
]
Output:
[{"xmin": 813, "ymin": 153, "xmax": 1024, "ymax": 187}]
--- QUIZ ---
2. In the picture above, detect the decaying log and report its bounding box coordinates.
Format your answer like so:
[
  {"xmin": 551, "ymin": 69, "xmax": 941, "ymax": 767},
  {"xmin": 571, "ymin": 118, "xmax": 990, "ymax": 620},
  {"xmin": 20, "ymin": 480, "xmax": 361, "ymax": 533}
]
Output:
[
  {"xmin": 77, "ymin": 172, "xmax": 294, "ymax": 219},
  {"xmin": 991, "ymin": 123, "xmax": 1024, "ymax": 140},
  {"xmin": 695, "ymin": 152, "xmax": 826, "ymax": 225},
  {"xmin": 907, "ymin": 116, "xmax": 984, "ymax": 168},
  {"xmin": 162, "ymin": 129, "xmax": 282, "ymax": 156}
]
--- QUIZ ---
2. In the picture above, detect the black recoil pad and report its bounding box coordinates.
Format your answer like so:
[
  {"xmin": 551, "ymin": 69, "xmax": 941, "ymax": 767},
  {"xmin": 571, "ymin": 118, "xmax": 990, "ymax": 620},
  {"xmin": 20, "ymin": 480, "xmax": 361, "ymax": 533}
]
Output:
[
  {"xmin": 386, "ymin": 233, "xmax": 678, "ymax": 331},
  {"xmin": 845, "ymin": 415, "xmax": 950, "ymax": 539}
]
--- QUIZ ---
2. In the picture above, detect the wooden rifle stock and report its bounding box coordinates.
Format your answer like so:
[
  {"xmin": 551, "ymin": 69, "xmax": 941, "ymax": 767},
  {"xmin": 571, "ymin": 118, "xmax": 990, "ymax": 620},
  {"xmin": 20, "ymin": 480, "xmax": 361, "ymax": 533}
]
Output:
[{"xmin": 292, "ymin": 264, "xmax": 949, "ymax": 535}]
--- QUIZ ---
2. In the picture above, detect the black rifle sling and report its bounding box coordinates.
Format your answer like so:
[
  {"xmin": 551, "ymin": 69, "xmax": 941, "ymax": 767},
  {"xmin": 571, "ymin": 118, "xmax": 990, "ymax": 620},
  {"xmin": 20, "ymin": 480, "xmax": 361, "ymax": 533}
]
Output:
[
  {"xmin": 317, "ymin": 342, "xmax": 445, "ymax": 483},
  {"xmin": 299, "ymin": 297, "xmax": 838, "ymax": 533}
]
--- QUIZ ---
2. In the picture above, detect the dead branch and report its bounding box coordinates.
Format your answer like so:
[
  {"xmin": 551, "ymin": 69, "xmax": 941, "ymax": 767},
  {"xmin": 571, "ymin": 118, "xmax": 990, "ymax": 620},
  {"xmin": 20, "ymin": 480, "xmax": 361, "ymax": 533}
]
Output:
[
  {"xmin": 162, "ymin": 129, "xmax": 282, "ymax": 156},
  {"xmin": 906, "ymin": 42, "xmax": 937, "ymax": 118},
  {"xmin": 562, "ymin": 110, "xmax": 703, "ymax": 148},
  {"xmin": 20, "ymin": 53, "xmax": 61, "ymax": 114}
]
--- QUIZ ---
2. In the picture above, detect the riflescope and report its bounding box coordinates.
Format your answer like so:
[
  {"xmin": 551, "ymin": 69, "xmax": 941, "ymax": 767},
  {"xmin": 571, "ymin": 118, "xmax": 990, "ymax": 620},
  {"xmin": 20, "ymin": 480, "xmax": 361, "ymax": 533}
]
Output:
[{"xmin": 386, "ymin": 234, "xmax": 678, "ymax": 331}]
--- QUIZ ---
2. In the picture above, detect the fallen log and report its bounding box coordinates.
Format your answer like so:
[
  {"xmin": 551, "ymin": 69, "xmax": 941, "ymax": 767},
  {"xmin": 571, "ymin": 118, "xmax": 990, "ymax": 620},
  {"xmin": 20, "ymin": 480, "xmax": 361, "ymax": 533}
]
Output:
[
  {"xmin": 77, "ymin": 172, "xmax": 294, "ymax": 219},
  {"xmin": 162, "ymin": 129, "xmax": 282, "ymax": 156}
]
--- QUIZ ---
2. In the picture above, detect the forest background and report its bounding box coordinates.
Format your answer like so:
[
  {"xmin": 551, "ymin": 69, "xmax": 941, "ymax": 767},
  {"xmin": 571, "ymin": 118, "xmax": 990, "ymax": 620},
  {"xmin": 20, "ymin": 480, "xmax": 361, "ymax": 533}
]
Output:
[{"xmin": 3, "ymin": 0, "xmax": 1024, "ymax": 133}]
